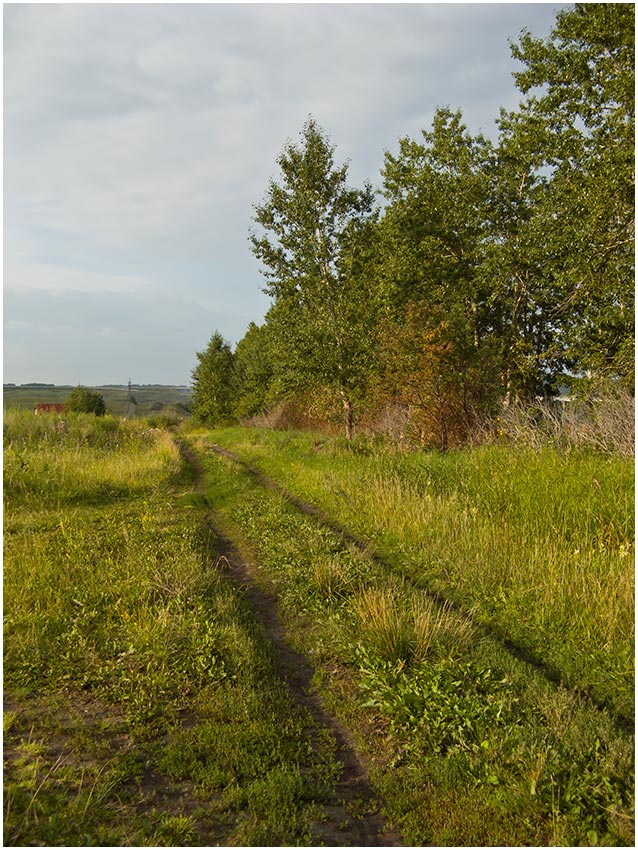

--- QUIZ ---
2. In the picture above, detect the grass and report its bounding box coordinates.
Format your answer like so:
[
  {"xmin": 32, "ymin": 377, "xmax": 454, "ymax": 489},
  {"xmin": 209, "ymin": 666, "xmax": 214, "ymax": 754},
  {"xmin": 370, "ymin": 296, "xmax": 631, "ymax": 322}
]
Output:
[
  {"xmin": 3, "ymin": 410, "xmax": 342, "ymax": 846},
  {"xmin": 207, "ymin": 426, "xmax": 634, "ymax": 721},
  {"xmin": 5, "ymin": 410, "xmax": 634, "ymax": 845},
  {"xmin": 182, "ymin": 424, "xmax": 634, "ymax": 846}
]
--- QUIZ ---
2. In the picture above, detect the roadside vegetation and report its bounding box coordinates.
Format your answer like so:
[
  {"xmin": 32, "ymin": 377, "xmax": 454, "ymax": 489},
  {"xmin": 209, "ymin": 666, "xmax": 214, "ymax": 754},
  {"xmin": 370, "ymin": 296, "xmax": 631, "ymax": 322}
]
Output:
[
  {"xmin": 207, "ymin": 425, "xmax": 634, "ymax": 723},
  {"xmin": 191, "ymin": 5, "xmax": 634, "ymax": 448},
  {"xmin": 183, "ymin": 424, "xmax": 634, "ymax": 846},
  {"xmin": 4, "ymin": 403, "xmax": 634, "ymax": 846}
]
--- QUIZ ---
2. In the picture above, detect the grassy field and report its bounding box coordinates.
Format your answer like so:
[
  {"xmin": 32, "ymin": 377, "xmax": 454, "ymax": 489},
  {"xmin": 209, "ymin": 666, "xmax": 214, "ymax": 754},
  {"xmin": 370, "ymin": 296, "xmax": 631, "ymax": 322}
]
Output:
[
  {"xmin": 3, "ymin": 411, "xmax": 349, "ymax": 846},
  {"xmin": 185, "ymin": 425, "xmax": 634, "ymax": 846},
  {"xmin": 207, "ymin": 426, "xmax": 634, "ymax": 723},
  {"xmin": 4, "ymin": 412, "xmax": 634, "ymax": 846},
  {"xmin": 3, "ymin": 384, "xmax": 191, "ymax": 419}
]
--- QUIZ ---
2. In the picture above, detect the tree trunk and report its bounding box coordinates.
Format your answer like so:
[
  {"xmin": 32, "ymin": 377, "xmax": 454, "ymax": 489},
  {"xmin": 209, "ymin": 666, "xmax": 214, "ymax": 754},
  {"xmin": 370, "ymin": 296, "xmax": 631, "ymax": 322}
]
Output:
[{"xmin": 339, "ymin": 389, "xmax": 354, "ymax": 440}]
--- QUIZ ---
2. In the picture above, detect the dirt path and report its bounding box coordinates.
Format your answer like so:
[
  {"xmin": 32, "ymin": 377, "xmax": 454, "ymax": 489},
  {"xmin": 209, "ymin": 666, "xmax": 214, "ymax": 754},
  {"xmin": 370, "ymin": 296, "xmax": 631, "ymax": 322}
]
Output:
[
  {"xmin": 206, "ymin": 441, "xmax": 634, "ymax": 735},
  {"xmin": 176, "ymin": 439, "xmax": 403, "ymax": 847}
]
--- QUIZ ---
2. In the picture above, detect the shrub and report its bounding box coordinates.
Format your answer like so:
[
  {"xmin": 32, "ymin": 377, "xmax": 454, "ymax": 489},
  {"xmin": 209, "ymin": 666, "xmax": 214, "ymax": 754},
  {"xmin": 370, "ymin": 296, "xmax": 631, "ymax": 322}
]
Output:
[{"xmin": 66, "ymin": 386, "xmax": 106, "ymax": 416}]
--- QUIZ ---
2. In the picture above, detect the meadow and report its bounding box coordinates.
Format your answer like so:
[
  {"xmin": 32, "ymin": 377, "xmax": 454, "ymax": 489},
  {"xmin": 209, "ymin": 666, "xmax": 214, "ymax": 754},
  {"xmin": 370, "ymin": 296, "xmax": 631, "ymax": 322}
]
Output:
[
  {"xmin": 3, "ymin": 410, "xmax": 634, "ymax": 846},
  {"xmin": 208, "ymin": 427, "xmax": 634, "ymax": 723},
  {"xmin": 3, "ymin": 411, "xmax": 348, "ymax": 846},
  {"xmin": 187, "ymin": 425, "xmax": 634, "ymax": 845}
]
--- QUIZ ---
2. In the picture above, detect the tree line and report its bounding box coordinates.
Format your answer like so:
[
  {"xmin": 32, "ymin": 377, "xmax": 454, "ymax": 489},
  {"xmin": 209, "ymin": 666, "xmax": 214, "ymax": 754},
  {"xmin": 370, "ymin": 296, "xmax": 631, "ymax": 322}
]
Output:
[{"xmin": 192, "ymin": 4, "xmax": 634, "ymax": 446}]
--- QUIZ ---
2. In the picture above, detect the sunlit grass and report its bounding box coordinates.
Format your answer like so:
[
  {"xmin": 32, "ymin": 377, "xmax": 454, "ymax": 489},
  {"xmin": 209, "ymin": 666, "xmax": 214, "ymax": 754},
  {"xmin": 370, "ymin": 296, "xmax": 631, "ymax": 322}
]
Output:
[
  {"xmin": 4, "ymin": 413, "xmax": 343, "ymax": 846},
  {"xmin": 186, "ymin": 430, "xmax": 635, "ymax": 846},
  {"xmin": 207, "ymin": 427, "xmax": 634, "ymax": 719}
]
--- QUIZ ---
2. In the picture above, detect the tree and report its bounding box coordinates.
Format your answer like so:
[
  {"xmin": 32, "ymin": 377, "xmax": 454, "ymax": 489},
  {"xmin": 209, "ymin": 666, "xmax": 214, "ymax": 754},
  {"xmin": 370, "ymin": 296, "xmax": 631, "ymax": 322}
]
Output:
[
  {"xmin": 378, "ymin": 301, "xmax": 499, "ymax": 450},
  {"xmin": 483, "ymin": 110, "xmax": 573, "ymax": 402},
  {"xmin": 66, "ymin": 385, "xmax": 106, "ymax": 416},
  {"xmin": 250, "ymin": 117, "xmax": 378, "ymax": 438},
  {"xmin": 190, "ymin": 331, "xmax": 236, "ymax": 425},
  {"xmin": 377, "ymin": 108, "xmax": 501, "ymax": 423},
  {"xmin": 233, "ymin": 321, "xmax": 279, "ymax": 419},
  {"xmin": 507, "ymin": 2, "xmax": 635, "ymax": 388}
]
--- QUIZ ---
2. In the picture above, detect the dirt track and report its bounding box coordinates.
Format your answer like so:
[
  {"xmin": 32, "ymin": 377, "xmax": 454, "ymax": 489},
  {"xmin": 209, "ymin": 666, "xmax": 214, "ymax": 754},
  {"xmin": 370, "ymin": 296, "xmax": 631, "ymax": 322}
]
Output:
[{"xmin": 177, "ymin": 438, "xmax": 403, "ymax": 847}]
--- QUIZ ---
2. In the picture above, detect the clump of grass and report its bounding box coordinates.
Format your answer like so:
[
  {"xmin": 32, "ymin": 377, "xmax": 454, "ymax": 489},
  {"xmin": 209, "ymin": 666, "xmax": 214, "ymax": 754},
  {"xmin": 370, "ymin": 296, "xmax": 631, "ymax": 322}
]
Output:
[
  {"xmin": 351, "ymin": 587, "xmax": 414, "ymax": 662},
  {"xmin": 351, "ymin": 586, "xmax": 475, "ymax": 665},
  {"xmin": 312, "ymin": 558, "xmax": 355, "ymax": 604}
]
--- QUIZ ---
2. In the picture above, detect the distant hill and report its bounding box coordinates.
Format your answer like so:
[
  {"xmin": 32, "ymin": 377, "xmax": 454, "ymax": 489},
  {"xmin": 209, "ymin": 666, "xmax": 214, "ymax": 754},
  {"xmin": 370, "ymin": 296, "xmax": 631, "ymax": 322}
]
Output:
[{"xmin": 3, "ymin": 384, "xmax": 192, "ymax": 418}]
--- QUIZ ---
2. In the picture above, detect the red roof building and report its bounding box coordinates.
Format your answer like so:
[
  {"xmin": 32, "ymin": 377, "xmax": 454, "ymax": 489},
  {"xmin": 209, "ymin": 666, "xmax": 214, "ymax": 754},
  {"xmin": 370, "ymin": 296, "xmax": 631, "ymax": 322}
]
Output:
[{"xmin": 34, "ymin": 403, "xmax": 66, "ymax": 415}]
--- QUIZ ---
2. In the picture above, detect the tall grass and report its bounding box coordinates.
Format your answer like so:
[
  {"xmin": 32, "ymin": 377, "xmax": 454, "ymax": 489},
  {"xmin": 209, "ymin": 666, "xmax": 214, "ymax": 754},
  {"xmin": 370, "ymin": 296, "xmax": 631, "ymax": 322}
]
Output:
[
  {"xmin": 207, "ymin": 427, "xmax": 634, "ymax": 720},
  {"xmin": 4, "ymin": 412, "xmax": 343, "ymax": 846}
]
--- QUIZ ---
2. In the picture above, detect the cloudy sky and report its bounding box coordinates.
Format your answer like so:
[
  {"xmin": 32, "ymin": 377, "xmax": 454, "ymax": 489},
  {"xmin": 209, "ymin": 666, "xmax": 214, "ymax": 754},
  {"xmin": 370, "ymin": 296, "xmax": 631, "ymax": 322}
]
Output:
[{"xmin": 4, "ymin": 1, "xmax": 565, "ymax": 386}]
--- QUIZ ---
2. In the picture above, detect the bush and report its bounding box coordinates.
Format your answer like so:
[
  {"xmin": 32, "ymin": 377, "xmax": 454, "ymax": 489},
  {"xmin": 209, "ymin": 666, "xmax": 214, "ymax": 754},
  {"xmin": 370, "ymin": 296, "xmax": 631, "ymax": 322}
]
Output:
[
  {"xmin": 66, "ymin": 386, "xmax": 106, "ymax": 416},
  {"xmin": 478, "ymin": 390, "xmax": 635, "ymax": 455}
]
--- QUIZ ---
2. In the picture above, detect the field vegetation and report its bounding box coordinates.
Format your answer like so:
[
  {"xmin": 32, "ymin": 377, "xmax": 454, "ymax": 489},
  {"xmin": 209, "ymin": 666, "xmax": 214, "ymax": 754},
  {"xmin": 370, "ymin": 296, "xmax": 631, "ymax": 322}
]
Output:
[
  {"xmin": 3, "ymin": 410, "xmax": 347, "ymax": 846},
  {"xmin": 207, "ymin": 426, "xmax": 634, "ymax": 722},
  {"xmin": 3, "ymin": 406, "xmax": 634, "ymax": 846},
  {"xmin": 183, "ymin": 423, "xmax": 634, "ymax": 846}
]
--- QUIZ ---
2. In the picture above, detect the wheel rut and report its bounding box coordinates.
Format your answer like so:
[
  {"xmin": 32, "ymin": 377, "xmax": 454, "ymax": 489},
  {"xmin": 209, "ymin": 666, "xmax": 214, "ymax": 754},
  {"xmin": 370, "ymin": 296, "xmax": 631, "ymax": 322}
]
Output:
[
  {"xmin": 206, "ymin": 441, "xmax": 633, "ymax": 735},
  {"xmin": 176, "ymin": 438, "xmax": 403, "ymax": 848}
]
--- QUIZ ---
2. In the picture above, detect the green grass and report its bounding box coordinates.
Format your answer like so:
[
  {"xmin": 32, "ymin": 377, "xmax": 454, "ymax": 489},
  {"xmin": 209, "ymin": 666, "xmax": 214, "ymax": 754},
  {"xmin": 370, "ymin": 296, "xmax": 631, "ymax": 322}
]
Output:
[
  {"xmin": 5, "ymin": 412, "xmax": 634, "ymax": 845},
  {"xmin": 181, "ymin": 425, "xmax": 634, "ymax": 846},
  {"xmin": 207, "ymin": 426, "xmax": 634, "ymax": 721},
  {"xmin": 3, "ymin": 411, "xmax": 341, "ymax": 846}
]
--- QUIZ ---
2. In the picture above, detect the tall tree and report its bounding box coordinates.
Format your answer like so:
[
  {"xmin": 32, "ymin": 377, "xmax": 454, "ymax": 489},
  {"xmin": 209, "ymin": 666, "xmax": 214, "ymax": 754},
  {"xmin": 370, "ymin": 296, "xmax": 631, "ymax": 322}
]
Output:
[
  {"xmin": 232, "ymin": 321, "xmax": 278, "ymax": 420},
  {"xmin": 250, "ymin": 117, "xmax": 378, "ymax": 438},
  {"xmin": 484, "ymin": 109, "xmax": 571, "ymax": 402},
  {"xmin": 377, "ymin": 108, "xmax": 501, "ymax": 426},
  {"xmin": 508, "ymin": 2, "xmax": 635, "ymax": 388},
  {"xmin": 190, "ymin": 331, "xmax": 235, "ymax": 425}
]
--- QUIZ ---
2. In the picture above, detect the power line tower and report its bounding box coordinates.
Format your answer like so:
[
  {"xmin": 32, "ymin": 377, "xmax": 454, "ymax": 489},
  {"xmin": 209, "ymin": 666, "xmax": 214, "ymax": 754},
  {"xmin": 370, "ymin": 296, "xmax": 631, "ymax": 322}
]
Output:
[{"xmin": 126, "ymin": 378, "xmax": 137, "ymax": 419}]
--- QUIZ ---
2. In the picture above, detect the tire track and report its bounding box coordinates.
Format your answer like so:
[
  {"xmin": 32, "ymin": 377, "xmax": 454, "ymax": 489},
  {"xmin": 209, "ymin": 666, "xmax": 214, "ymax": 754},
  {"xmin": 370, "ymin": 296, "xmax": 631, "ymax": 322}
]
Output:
[
  {"xmin": 207, "ymin": 441, "xmax": 634, "ymax": 735},
  {"xmin": 176, "ymin": 438, "xmax": 403, "ymax": 848}
]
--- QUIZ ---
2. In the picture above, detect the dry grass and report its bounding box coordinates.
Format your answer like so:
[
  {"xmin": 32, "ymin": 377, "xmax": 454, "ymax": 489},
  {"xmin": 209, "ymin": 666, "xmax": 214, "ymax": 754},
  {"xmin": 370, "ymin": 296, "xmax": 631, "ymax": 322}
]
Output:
[{"xmin": 351, "ymin": 585, "xmax": 476, "ymax": 665}]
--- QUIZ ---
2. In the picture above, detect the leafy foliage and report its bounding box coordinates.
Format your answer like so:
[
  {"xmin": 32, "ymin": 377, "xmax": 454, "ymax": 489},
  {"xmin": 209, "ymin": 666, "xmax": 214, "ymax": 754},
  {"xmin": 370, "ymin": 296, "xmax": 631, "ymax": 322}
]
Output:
[
  {"xmin": 202, "ymin": 5, "xmax": 634, "ymax": 443},
  {"xmin": 190, "ymin": 331, "xmax": 235, "ymax": 426},
  {"xmin": 66, "ymin": 385, "xmax": 106, "ymax": 416},
  {"xmin": 250, "ymin": 117, "xmax": 379, "ymax": 438}
]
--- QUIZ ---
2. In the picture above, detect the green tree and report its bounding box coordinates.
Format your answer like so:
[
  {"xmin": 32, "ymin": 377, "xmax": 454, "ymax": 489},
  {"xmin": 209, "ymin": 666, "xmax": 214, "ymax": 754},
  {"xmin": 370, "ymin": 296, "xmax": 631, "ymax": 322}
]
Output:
[
  {"xmin": 191, "ymin": 331, "xmax": 236, "ymax": 425},
  {"xmin": 66, "ymin": 385, "xmax": 106, "ymax": 416},
  {"xmin": 380, "ymin": 107, "xmax": 494, "ymax": 336},
  {"xmin": 377, "ymin": 108, "xmax": 501, "ymax": 422},
  {"xmin": 250, "ymin": 117, "xmax": 378, "ymax": 438},
  {"xmin": 508, "ymin": 2, "xmax": 635, "ymax": 388},
  {"xmin": 233, "ymin": 322, "xmax": 278, "ymax": 419},
  {"xmin": 483, "ymin": 111, "xmax": 572, "ymax": 402}
]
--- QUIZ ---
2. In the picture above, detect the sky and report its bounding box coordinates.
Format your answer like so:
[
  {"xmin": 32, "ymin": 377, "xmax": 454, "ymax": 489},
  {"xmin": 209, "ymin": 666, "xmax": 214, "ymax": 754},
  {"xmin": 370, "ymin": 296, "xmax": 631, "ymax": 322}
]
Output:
[{"xmin": 3, "ymin": 1, "xmax": 565, "ymax": 387}]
